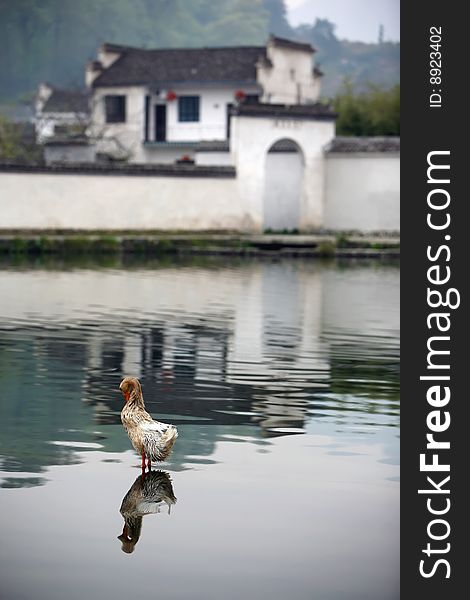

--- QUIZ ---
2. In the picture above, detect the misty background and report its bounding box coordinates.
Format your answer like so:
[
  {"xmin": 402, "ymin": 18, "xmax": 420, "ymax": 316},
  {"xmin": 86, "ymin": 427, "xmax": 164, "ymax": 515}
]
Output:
[{"xmin": 0, "ymin": 0, "xmax": 399, "ymax": 104}]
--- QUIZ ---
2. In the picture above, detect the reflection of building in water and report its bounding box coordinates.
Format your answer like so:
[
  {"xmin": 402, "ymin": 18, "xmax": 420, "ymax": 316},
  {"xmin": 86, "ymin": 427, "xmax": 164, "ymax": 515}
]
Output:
[
  {"xmin": 0, "ymin": 262, "xmax": 400, "ymax": 480},
  {"xmin": 118, "ymin": 470, "xmax": 176, "ymax": 554},
  {"xmin": 226, "ymin": 263, "xmax": 330, "ymax": 434}
]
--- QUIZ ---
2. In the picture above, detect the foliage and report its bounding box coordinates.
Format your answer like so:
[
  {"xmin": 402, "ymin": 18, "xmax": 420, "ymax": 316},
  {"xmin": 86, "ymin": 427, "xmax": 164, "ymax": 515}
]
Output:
[
  {"xmin": 333, "ymin": 82, "xmax": 400, "ymax": 136},
  {"xmin": 0, "ymin": 114, "xmax": 42, "ymax": 160},
  {"xmin": 262, "ymin": 0, "xmax": 291, "ymax": 38}
]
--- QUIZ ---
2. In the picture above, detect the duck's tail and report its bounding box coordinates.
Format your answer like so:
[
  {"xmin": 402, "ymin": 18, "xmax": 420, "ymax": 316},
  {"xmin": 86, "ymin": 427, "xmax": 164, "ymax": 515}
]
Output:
[{"xmin": 147, "ymin": 426, "xmax": 178, "ymax": 462}]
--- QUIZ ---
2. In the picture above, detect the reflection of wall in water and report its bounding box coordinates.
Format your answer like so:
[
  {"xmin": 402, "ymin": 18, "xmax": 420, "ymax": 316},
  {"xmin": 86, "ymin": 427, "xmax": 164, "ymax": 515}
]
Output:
[
  {"xmin": 226, "ymin": 262, "xmax": 329, "ymax": 433},
  {"xmin": 320, "ymin": 266, "xmax": 400, "ymax": 413},
  {"xmin": 321, "ymin": 267, "xmax": 400, "ymax": 337},
  {"xmin": 0, "ymin": 265, "xmax": 333, "ymax": 439},
  {"xmin": 0, "ymin": 264, "xmax": 400, "ymax": 462}
]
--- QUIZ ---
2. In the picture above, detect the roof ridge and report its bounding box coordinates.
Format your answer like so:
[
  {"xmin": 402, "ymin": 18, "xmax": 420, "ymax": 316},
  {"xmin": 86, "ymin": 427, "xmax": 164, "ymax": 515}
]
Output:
[{"xmin": 117, "ymin": 44, "xmax": 266, "ymax": 53}]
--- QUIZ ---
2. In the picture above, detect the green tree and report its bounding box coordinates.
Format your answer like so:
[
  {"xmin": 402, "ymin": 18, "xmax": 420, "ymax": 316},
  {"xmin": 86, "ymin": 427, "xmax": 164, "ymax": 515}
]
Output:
[
  {"xmin": 333, "ymin": 82, "xmax": 400, "ymax": 136},
  {"xmin": 0, "ymin": 114, "xmax": 42, "ymax": 160}
]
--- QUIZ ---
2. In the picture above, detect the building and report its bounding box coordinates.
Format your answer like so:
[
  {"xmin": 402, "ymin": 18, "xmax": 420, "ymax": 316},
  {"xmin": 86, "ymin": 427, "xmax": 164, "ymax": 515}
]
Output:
[
  {"xmin": 86, "ymin": 35, "xmax": 324, "ymax": 164},
  {"xmin": 35, "ymin": 83, "xmax": 89, "ymax": 143},
  {"xmin": 5, "ymin": 36, "xmax": 398, "ymax": 233}
]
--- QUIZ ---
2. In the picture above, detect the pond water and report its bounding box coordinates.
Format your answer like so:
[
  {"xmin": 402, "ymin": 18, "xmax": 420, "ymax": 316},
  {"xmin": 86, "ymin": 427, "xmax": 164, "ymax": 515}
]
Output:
[{"xmin": 0, "ymin": 257, "xmax": 399, "ymax": 600}]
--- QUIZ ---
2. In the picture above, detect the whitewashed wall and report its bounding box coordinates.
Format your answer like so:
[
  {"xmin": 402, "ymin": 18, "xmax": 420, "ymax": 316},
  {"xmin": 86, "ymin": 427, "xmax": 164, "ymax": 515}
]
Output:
[
  {"xmin": 0, "ymin": 171, "xmax": 259, "ymax": 231},
  {"xmin": 195, "ymin": 151, "xmax": 233, "ymax": 166},
  {"xmin": 257, "ymin": 43, "xmax": 321, "ymax": 104},
  {"xmin": 44, "ymin": 144, "xmax": 96, "ymax": 164},
  {"xmin": 91, "ymin": 85, "xmax": 259, "ymax": 162},
  {"xmin": 163, "ymin": 87, "xmax": 257, "ymax": 142},
  {"xmin": 142, "ymin": 147, "xmax": 195, "ymax": 164},
  {"xmin": 91, "ymin": 86, "xmax": 146, "ymax": 161},
  {"xmin": 324, "ymin": 153, "xmax": 400, "ymax": 232},
  {"xmin": 0, "ymin": 138, "xmax": 400, "ymax": 233}
]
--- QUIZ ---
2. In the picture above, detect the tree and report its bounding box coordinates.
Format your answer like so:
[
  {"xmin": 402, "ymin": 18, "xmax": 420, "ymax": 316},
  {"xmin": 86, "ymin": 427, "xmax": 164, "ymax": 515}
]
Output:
[
  {"xmin": 333, "ymin": 81, "xmax": 400, "ymax": 136},
  {"xmin": 0, "ymin": 114, "xmax": 42, "ymax": 161},
  {"xmin": 262, "ymin": 0, "xmax": 292, "ymax": 37}
]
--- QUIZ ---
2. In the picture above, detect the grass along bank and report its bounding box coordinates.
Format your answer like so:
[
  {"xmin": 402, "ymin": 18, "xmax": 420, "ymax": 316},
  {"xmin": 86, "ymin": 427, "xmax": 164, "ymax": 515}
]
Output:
[{"xmin": 0, "ymin": 232, "xmax": 400, "ymax": 259}]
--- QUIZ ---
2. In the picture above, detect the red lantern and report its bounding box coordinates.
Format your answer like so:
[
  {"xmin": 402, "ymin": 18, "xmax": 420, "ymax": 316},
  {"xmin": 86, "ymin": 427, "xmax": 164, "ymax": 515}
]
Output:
[
  {"xmin": 166, "ymin": 90, "xmax": 177, "ymax": 101},
  {"xmin": 234, "ymin": 89, "xmax": 246, "ymax": 102}
]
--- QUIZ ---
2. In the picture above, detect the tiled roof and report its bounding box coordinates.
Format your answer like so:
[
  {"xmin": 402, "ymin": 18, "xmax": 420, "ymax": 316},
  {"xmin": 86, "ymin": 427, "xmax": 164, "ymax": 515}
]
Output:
[
  {"xmin": 269, "ymin": 35, "xmax": 315, "ymax": 54},
  {"xmin": 43, "ymin": 88, "xmax": 89, "ymax": 113},
  {"xmin": 195, "ymin": 140, "xmax": 230, "ymax": 152},
  {"xmin": 92, "ymin": 45, "xmax": 267, "ymax": 88},
  {"xmin": 231, "ymin": 102, "xmax": 337, "ymax": 120},
  {"xmin": 268, "ymin": 139, "xmax": 300, "ymax": 152},
  {"xmin": 326, "ymin": 136, "xmax": 400, "ymax": 153}
]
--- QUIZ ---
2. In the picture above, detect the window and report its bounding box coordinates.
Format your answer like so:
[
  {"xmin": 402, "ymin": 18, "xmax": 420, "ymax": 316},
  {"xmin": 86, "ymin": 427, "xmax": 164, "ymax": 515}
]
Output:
[
  {"xmin": 178, "ymin": 96, "xmax": 200, "ymax": 122},
  {"xmin": 105, "ymin": 95, "xmax": 126, "ymax": 123}
]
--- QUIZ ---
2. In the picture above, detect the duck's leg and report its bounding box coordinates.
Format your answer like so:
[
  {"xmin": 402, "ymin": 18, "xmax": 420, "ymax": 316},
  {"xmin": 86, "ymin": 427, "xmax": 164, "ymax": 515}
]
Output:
[
  {"xmin": 141, "ymin": 452, "xmax": 146, "ymax": 471},
  {"xmin": 147, "ymin": 457, "xmax": 152, "ymax": 471}
]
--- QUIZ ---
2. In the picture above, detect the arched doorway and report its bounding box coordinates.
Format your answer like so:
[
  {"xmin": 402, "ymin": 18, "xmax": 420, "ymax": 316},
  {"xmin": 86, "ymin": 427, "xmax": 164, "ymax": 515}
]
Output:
[{"xmin": 262, "ymin": 138, "xmax": 304, "ymax": 232}]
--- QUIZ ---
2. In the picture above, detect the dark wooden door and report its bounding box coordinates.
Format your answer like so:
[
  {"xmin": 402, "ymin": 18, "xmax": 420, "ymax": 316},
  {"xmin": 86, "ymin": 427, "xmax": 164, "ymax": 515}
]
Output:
[{"xmin": 155, "ymin": 105, "xmax": 166, "ymax": 142}]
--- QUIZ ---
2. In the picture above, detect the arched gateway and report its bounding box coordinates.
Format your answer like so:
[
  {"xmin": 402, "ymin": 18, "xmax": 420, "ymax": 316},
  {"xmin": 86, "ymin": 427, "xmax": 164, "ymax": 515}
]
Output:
[
  {"xmin": 263, "ymin": 139, "xmax": 304, "ymax": 231},
  {"xmin": 229, "ymin": 103, "xmax": 336, "ymax": 232}
]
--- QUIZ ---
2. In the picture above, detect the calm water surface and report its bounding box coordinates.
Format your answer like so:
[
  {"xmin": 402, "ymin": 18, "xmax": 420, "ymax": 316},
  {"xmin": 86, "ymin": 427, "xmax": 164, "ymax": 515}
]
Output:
[{"xmin": 0, "ymin": 258, "xmax": 399, "ymax": 600}]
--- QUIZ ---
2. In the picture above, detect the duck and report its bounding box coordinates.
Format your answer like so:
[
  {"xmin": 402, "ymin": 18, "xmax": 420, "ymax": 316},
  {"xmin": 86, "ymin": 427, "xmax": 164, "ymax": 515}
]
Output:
[
  {"xmin": 119, "ymin": 376, "xmax": 178, "ymax": 471},
  {"xmin": 118, "ymin": 470, "xmax": 177, "ymax": 553}
]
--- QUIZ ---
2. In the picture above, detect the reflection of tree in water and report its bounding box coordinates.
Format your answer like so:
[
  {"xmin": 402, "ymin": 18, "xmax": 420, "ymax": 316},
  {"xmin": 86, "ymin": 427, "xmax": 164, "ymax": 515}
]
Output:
[
  {"xmin": 325, "ymin": 333, "xmax": 400, "ymax": 419},
  {"xmin": 118, "ymin": 470, "xmax": 176, "ymax": 554}
]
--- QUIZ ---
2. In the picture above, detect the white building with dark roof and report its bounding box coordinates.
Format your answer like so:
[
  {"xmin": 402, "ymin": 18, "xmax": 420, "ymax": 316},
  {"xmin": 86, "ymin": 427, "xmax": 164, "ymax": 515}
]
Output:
[
  {"xmin": 3, "ymin": 36, "xmax": 398, "ymax": 234},
  {"xmin": 86, "ymin": 35, "xmax": 324, "ymax": 163},
  {"xmin": 35, "ymin": 83, "xmax": 89, "ymax": 143}
]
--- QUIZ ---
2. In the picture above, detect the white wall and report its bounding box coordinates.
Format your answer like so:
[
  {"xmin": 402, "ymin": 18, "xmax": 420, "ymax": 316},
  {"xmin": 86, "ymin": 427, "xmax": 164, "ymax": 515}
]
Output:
[
  {"xmin": 0, "ymin": 171, "xmax": 260, "ymax": 232},
  {"xmin": 140, "ymin": 148, "xmax": 233, "ymax": 166},
  {"xmin": 91, "ymin": 86, "xmax": 146, "ymax": 161},
  {"xmin": 142, "ymin": 147, "xmax": 195, "ymax": 165},
  {"xmin": 0, "ymin": 132, "xmax": 400, "ymax": 233},
  {"xmin": 325, "ymin": 153, "xmax": 400, "ymax": 232},
  {"xmin": 92, "ymin": 85, "xmax": 259, "ymax": 162},
  {"xmin": 195, "ymin": 152, "xmax": 233, "ymax": 166},
  {"xmin": 44, "ymin": 144, "xmax": 96, "ymax": 164},
  {"xmin": 164, "ymin": 88, "xmax": 257, "ymax": 143},
  {"xmin": 257, "ymin": 43, "xmax": 321, "ymax": 104}
]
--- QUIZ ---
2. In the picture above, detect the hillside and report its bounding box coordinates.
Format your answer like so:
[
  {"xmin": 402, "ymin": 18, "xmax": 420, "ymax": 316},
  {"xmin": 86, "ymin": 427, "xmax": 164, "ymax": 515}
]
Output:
[{"xmin": 0, "ymin": 0, "xmax": 399, "ymax": 104}]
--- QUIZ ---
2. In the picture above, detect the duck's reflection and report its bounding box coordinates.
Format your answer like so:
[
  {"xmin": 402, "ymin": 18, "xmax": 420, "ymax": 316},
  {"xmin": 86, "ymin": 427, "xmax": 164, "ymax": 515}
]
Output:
[{"xmin": 117, "ymin": 470, "xmax": 177, "ymax": 553}]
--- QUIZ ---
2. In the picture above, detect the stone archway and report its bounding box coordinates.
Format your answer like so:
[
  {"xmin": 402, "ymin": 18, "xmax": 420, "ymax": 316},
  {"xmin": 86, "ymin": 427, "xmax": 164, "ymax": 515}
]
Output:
[
  {"xmin": 262, "ymin": 138, "xmax": 304, "ymax": 232},
  {"xmin": 230, "ymin": 109, "xmax": 336, "ymax": 232}
]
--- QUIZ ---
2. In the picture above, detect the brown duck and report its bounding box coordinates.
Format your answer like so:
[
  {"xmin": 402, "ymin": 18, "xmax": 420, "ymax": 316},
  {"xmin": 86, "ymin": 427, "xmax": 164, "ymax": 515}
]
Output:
[{"xmin": 119, "ymin": 377, "xmax": 178, "ymax": 471}]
